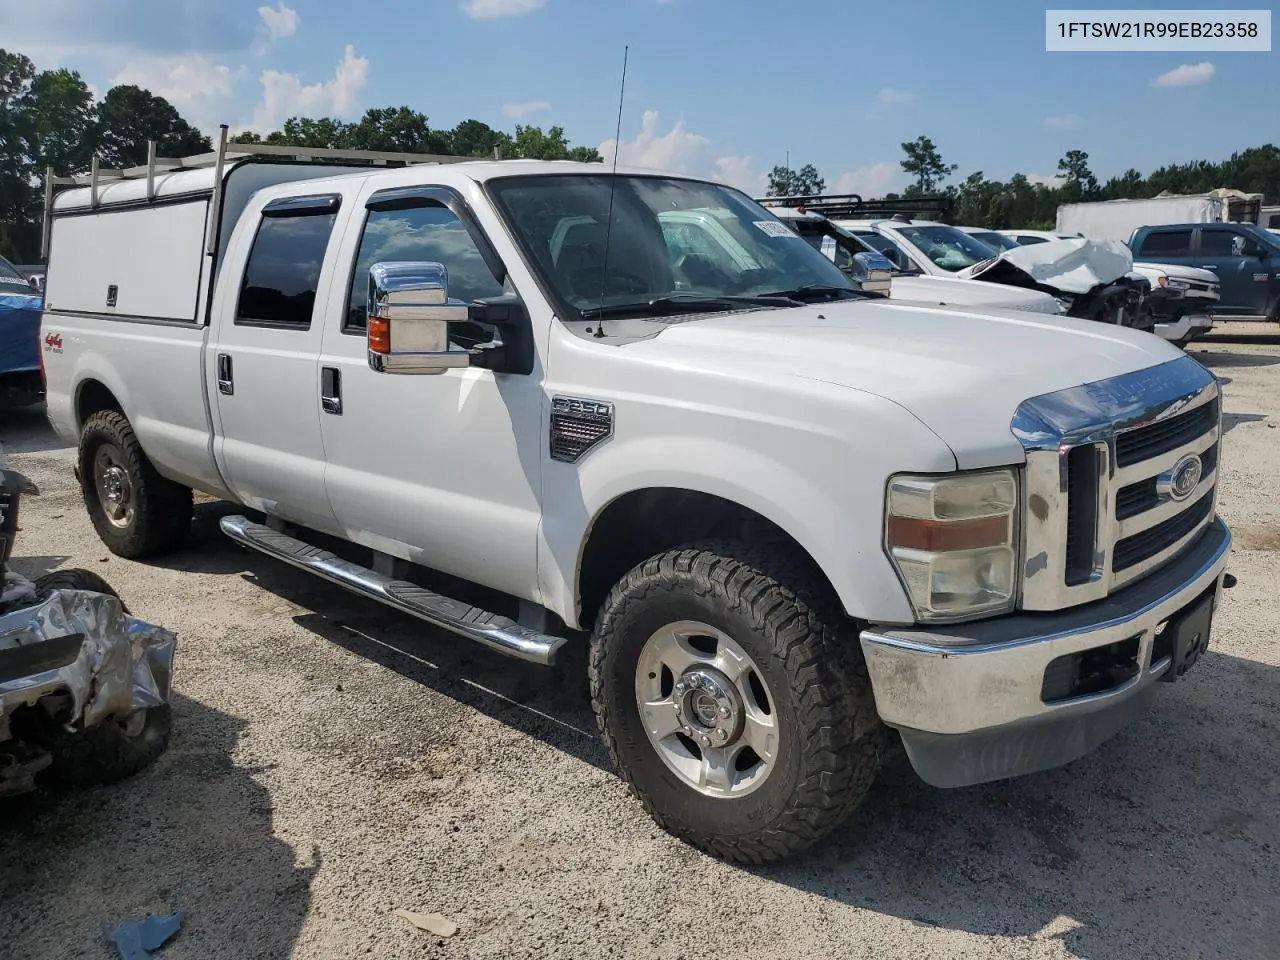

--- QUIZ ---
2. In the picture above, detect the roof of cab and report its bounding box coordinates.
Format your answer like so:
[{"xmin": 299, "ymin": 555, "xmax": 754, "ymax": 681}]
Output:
[{"xmin": 49, "ymin": 159, "xmax": 690, "ymax": 213}]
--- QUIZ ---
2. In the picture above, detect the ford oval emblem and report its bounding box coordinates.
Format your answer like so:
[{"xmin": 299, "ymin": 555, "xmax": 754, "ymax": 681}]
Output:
[{"xmin": 1164, "ymin": 454, "xmax": 1203, "ymax": 503}]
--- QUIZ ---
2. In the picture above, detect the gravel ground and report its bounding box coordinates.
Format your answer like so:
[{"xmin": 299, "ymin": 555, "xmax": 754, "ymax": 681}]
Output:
[{"xmin": 2, "ymin": 324, "xmax": 1279, "ymax": 960}]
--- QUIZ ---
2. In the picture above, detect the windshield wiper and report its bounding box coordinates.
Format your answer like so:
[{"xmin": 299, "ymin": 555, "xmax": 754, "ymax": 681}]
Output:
[
  {"xmin": 760, "ymin": 283, "xmax": 862, "ymax": 302},
  {"xmin": 579, "ymin": 293, "xmax": 797, "ymax": 321}
]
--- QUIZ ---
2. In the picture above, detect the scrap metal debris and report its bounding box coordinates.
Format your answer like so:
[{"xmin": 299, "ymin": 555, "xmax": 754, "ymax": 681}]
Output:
[
  {"xmin": 106, "ymin": 912, "xmax": 185, "ymax": 960},
  {"xmin": 0, "ymin": 579, "xmax": 176, "ymax": 730},
  {"xmin": 394, "ymin": 909, "xmax": 459, "ymax": 938}
]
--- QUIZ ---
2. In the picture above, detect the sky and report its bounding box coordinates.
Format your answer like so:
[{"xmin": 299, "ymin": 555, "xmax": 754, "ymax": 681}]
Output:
[{"xmin": 2, "ymin": 0, "xmax": 1276, "ymax": 197}]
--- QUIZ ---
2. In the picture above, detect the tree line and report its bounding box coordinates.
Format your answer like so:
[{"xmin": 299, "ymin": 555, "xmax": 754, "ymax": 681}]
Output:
[
  {"xmin": 5, "ymin": 43, "xmax": 1278, "ymax": 262},
  {"xmin": 768, "ymin": 134, "xmax": 1280, "ymax": 228},
  {"xmin": 0, "ymin": 48, "xmax": 601, "ymax": 262}
]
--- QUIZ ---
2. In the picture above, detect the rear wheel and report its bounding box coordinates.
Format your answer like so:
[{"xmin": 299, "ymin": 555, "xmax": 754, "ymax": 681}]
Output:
[
  {"xmin": 589, "ymin": 541, "xmax": 885, "ymax": 864},
  {"xmin": 79, "ymin": 411, "xmax": 192, "ymax": 558}
]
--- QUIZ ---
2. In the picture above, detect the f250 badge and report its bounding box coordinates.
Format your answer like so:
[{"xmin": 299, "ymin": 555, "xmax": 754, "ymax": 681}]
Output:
[
  {"xmin": 549, "ymin": 395, "xmax": 614, "ymax": 463},
  {"xmin": 43, "ymin": 332, "xmax": 63, "ymax": 353}
]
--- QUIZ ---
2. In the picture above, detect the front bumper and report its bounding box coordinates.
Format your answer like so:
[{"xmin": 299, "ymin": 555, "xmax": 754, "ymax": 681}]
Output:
[
  {"xmin": 1155, "ymin": 312, "xmax": 1215, "ymax": 342},
  {"xmin": 859, "ymin": 518, "xmax": 1230, "ymax": 788}
]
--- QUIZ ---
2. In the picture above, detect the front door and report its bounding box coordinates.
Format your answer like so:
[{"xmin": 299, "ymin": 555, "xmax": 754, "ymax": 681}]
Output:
[
  {"xmin": 1196, "ymin": 227, "xmax": 1274, "ymax": 316},
  {"xmin": 316, "ymin": 183, "xmax": 544, "ymax": 601},
  {"xmin": 207, "ymin": 192, "xmax": 351, "ymax": 532}
]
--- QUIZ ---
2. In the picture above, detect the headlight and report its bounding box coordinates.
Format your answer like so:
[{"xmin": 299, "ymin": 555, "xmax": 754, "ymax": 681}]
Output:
[
  {"xmin": 1167, "ymin": 279, "xmax": 1190, "ymax": 291},
  {"xmin": 884, "ymin": 469, "xmax": 1019, "ymax": 623}
]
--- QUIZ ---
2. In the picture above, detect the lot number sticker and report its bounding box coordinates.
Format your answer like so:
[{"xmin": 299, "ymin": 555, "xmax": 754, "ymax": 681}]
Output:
[{"xmin": 754, "ymin": 220, "xmax": 797, "ymax": 238}]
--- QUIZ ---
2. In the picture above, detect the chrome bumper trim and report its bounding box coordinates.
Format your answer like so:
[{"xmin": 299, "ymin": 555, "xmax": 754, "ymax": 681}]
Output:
[{"xmin": 859, "ymin": 519, "xmax": 1230, "ymax": 737}]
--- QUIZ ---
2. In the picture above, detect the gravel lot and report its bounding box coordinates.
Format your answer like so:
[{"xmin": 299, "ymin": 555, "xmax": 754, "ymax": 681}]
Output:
[{"xmin": 2, "ymin": 324, "xmax": 1279, "ymax": 960}]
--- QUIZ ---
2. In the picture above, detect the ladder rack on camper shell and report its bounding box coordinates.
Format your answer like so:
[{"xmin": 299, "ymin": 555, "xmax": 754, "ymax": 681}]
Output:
[
  {"xmin": 755, "ymin": 193, "xmax": 954, "ymax": 222},
  {"xmin": 41, "ymin": 124, "xmax": 476, "ymax": 259}
]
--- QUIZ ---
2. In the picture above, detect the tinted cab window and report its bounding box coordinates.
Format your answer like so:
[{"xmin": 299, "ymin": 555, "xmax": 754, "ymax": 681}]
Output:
[
  {"xmin": 237, "ymin": 209, "xmax": 339, "ymax": 328},
  {"xmin": 1137, "ymin": 230, "xmax": 1193, "ymax": 258},
  {"xmin": 1200, "ymin": 228, "xmax": 1267, "ymax": 258},
  {"xmin": 346, "ymin": 202, "xmax": 504, "ymax": 348}
]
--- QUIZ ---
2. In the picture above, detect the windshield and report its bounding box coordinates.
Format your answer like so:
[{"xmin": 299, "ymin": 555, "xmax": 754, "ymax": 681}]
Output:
[
  {"xmin": 893, "ymin": 225, "xmax": 999, "ymax": 271},
  {"xmin": 487, "ymin": 175, "xmax": 860, "ymax": 320},
  {"xmin": 0, "ymin": 257, "xmax": 30, "ymax": 290},
  {"xmin": 1239, "ymin": 222, "xmax": 1280, "ymax": 252},
  {"xmin": 969, "ymin": 230, "xmax": 1020, "ymax": 252}
]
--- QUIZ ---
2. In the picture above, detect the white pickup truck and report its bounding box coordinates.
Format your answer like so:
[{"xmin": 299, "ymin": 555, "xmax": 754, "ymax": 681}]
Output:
[{"xmin": 40, "ymin": 137, "xmax": 1232, "ymax": 864}]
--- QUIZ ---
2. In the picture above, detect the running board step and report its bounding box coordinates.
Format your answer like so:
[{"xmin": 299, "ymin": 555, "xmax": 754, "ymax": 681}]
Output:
[{"xmin": 219, "ymin": 515, "xmax": 566, "ymax": 665}]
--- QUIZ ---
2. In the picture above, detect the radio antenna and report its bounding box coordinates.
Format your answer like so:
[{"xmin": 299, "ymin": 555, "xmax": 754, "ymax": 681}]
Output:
[{"xmin": 593, "ymin": 44, "xmax": 629, "ymax": 339}]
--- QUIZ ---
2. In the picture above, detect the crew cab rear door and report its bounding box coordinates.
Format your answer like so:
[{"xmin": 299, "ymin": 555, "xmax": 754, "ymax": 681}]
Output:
[
  {"xmin": 1194, "ymin": 226, "xmax": 1277, "ymax": 317},
  {"xmin": 206, "ymin": 191, "xmax": 354, "ymax": 532}
]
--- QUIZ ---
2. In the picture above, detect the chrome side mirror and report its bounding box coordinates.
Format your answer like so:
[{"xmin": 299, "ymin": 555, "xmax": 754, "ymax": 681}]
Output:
[
  {"xmin": 367, "ymin": 261, "xmax": 472, "ymax": 375},
  {"xmin": 852, "ymin": 251, "xmax": 894, "ymax": 296}
]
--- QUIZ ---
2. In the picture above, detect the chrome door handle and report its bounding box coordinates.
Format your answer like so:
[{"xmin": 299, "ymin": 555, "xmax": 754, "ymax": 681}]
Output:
[
  {"xmin": 217, "ymin": 354, "xmax": 233, "ymax": 395},
  {"xmin": 320, "ymin": 366, "xmax": 342, "ymax": 415}
]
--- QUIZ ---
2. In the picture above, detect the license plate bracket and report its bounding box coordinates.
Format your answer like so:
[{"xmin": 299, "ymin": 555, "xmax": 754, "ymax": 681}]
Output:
[{"xmin": 1162, "ymin": 594, "xmax": 1214, "ymax": 682}]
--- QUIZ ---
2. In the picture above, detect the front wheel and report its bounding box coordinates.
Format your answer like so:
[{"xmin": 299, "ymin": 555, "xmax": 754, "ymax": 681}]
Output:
[{"xmin": 589, "ymin": 542, "xmax": 885, "ymax": 864}]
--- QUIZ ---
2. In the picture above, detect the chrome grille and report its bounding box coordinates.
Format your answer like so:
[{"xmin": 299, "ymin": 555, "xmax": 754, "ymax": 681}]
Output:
[
  {"xmin": 1113, "ymin": 491, "xmax": 1214, "ymax": 571},
  {"xmin": 1114, "ymin": 398, "xmax": 1218, "ymax": 467},
  {"xmin": 1014, "ymin": 356, "xmax": 1221, "ymax": 611}
]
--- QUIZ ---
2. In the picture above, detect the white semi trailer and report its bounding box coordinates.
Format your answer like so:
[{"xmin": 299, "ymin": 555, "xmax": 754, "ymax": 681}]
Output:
[{"xmin": 1057, "ymin": 190, "xmax": 1263, "ymax": 243}]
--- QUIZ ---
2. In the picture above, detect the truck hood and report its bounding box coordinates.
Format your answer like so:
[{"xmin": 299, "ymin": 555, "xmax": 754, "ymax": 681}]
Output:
[
  {"xmin": 956, "ymin": 238, "xmax": 1133, "ymax": 295},
  {"xmin": 629, "ymin": 299, "xmax": 1185, "ymax": 469},
  {"xmin": 888, "ymin": 274, "xmax": 1062, "ymax": 314},
  {"xmin": 1132, "ymin": 261, "xmax": 1220, "ymax": 284}
]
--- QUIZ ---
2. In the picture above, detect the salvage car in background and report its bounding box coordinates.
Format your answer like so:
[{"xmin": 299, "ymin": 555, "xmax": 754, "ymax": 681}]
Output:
[
  {"xmin": 0, "ymin": 256, "xmax": 44, "ymax": 408},
  {"xmin": 1128, "ymin": 262, "xmax": 1219, "ymax": 347},
  {"xmin": 0, "ymin": 453, "xmax": 176, "ymax": 798},
  {"xmin": 1130, "ymin": 222, "xmax": 1280, "ymax": 322},
  {"xmin": 765, "ymin": 206, "xmax": 1065, "ymax": 313},
  {"xmin": 997, "ymin": 230, "xmax": 1220, "ymax": 344},
  {"xmin": 957, "ymin": 236, "xmax": 1154, "ymax": 331}
]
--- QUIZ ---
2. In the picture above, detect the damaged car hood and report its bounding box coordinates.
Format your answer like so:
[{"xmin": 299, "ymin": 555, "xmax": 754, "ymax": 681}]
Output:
[
  {"xmin": 627, "ymin": 299, "xmax": 1185, "ymax": 468},
  {"xmin": 956, "ymin": 237, "xmax": 1134, "ymax": 294}
]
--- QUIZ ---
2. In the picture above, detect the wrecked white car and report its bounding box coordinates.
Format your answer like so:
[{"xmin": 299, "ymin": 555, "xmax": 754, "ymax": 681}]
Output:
[
  {"xmin": 956, "ymin": 237, "xmax": 1155, "ymax": 331},
  {"xmin": 0, "ymin": 461, "xmax": 175, "ymax": 799},
  {"xmin": 764, "ymin": 204, "xmax": 1067, "ymax": 313}
]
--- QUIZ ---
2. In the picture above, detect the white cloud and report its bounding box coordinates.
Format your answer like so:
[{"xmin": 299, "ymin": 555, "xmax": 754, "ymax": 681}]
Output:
[
  {"xmin": 501, "ymin": 99, "xmax": 550, "ymax": 118},
  {"xmin": 112, "ymin": 52, "xmax": 238, "ymax": 130},
  {"xmin": 1026, "ymin": 172, "xmax": 1067, "ymax": 188},
  {"xmin": 834, "ymin": 161, "xmax": 903, "ymax": 198},
  {"xmin": 710, "ymin": 155, "xmax": 766, "ymax": 195},
  {"xmin": 1043, "ymin": 113, "xmax": 1082, "ymax": 131},
  {"xmin": 258, "ymin": 2, "xmax": 299, "ymax": 40},
  {"xmin": 599, "ymin": 109, "xmax": 710, "ymax": 173},
  {"xmin": 877, "ymin": 88, "xmax": 915, "ymax": 104},
  {"xmin": 461, "ymin": 0, "xmax": 548, "ymax": 18},
  {"xmin": 1153, "ymin": 61, "xmax": 1214, "ymax": 87},
  {"xmin": 247, "ymin": 44, "xmax": 369, "ymax": 133}
]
